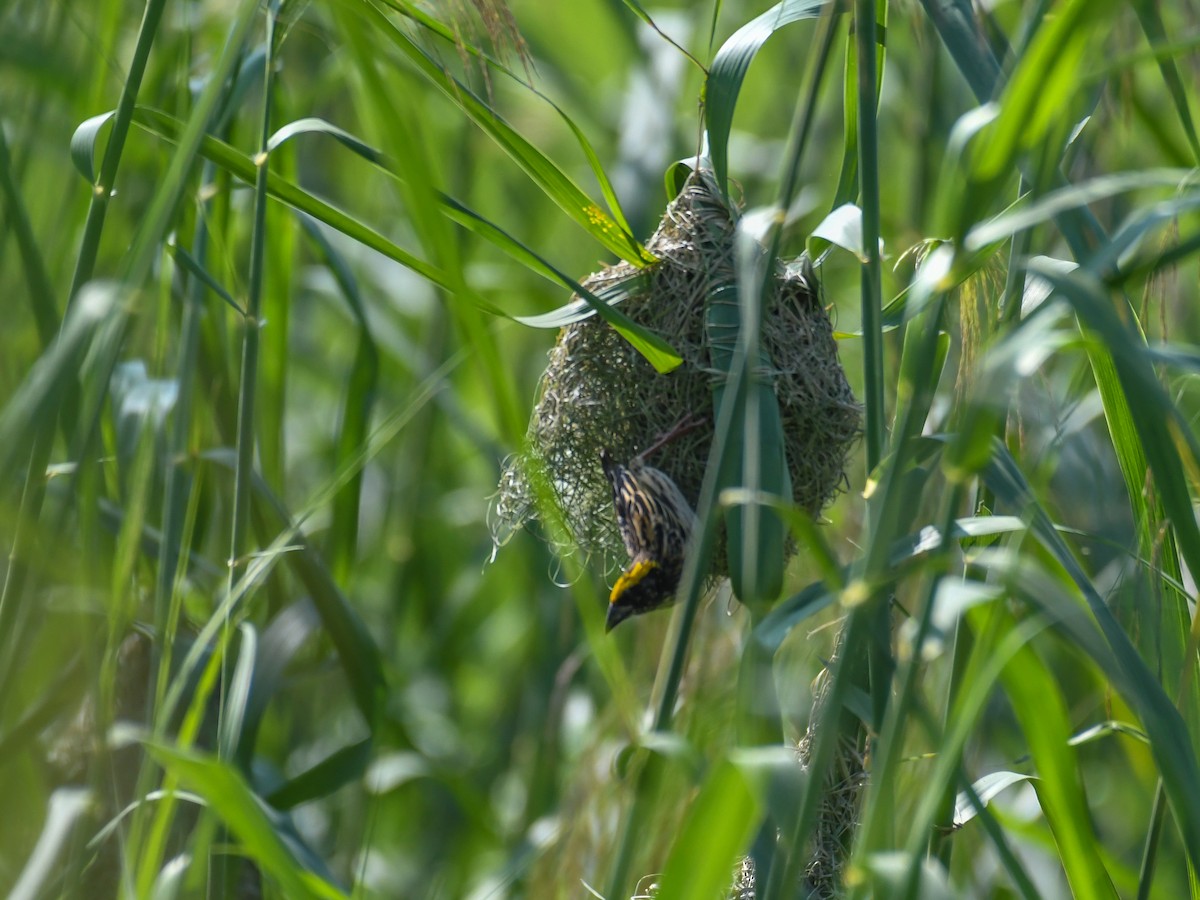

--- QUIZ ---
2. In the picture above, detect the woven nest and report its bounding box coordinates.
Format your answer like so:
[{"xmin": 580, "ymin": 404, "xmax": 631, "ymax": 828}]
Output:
[{"xmin": 491, "ymin": 168, "xmax": 860, "ymax": 579}]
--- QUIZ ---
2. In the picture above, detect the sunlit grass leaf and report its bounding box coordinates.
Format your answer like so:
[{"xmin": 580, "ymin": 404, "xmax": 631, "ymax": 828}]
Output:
[
  {"xmin": 511, "ymin": 273, "xmax": 649, "ymax": 329},
  {"xmin": 439, "ymin": 197, "xmax": 682, "ymax": 372},
  {"xmin": 953, "ymin": 771, "xmax": 1036, "ymax": 827},
  {"xmin": 216, "ymin": 624, "xmax": 256, "ymax": 764},
  {"xmin": 810, "ymin": 202, "xmax": 884, "ymax": 262},
  {"xmin": 1068, "ymin": 720, "xmax": 1149, "ymax": 749},
  {"xmin": 70, "ymin": 111, "xmax": 114, "ymax": 184}
]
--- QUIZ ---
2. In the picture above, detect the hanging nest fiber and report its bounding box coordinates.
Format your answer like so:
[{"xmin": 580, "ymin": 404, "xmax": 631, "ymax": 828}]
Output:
[{"xmin": 492, "ymin": 168, "xmax": 860, "ymax": 579}]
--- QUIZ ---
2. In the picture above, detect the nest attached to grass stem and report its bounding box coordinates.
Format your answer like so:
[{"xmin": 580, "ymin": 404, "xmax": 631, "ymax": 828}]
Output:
[{"xmin": 492, "ymin": 168, "xmax": 859, "ymax": 579}]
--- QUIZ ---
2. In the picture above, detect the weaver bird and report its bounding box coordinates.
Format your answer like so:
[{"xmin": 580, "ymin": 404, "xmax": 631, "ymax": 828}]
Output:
[{"xmin": 600, "ymin": 416, "xmax": 704, "ymax": 632}]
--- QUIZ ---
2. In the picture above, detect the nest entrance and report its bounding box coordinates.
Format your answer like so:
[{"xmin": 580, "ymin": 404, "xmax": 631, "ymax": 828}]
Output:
[{"xmin": 492, "ymin": 169, "xmax": 860, "ymax": 580}]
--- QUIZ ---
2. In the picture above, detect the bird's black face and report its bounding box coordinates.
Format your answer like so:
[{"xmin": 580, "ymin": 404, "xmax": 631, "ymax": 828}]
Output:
[{"xmin": 605, "ymin": 558, "xmax": 681, "ymax": 632}]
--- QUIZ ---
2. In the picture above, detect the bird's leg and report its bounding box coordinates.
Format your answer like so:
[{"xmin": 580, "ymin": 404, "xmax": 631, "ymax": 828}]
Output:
[{"xmin": 633, "ymin": 413, "xmax": 707, "ymax": 466}]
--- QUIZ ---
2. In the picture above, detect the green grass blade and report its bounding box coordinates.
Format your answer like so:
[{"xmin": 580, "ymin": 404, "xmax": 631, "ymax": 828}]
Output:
[
  {"xmin": 217, "ymin": 624, "xmax": 257, "ymax": 764},
  {"xmin": 267, "ymin": 739, "xmax": 373, "ymax": 810},
  {"xmin": 1130, "ymin": 1, "xmax": 1200, "ymax": 165},
  {"xmin": 0, "ymin": 126, "xmax": 57, "ymax": 346},
  {"xmin": 0, "ymin": 282, "xmax": 118, "ymax": 481},
  {"xmin": 706, "ymin": 0, "xmax": 831, "ymax": 196},
  {"xmin": 982, "ymin": 443, "xmax": 1200, "ymax": 866},
  {"xmin": 66, "ymin": 0, "xmax": 170, "ymax": 303},
  {"xmin": 137, "ymin": 109, "xmax": 682, "ymax": 371},
  {"xmin": 298, "ymin": 217, "xmax": 380, "ymax": 584},
  {"xmin": 377, "ymin": 0, "xmax": 645, "ymax": 238},
  {"xmin": 993, "ymin": 628, "xmax": 1117, "ymax": 897},
  {"xmin": 358, "ymin": 1, "xmax": 650, "ymax": 265},
  {"xmin": 964, "ymin": 169, "xmax": 1197, "ymax": 252},
  {"xmin": 654, "ymin": 757, "xmax": 763, "ymax": 900},
  {"xmin": 144, "ymin": 741, "xmax": 347, "ymax": 899}
]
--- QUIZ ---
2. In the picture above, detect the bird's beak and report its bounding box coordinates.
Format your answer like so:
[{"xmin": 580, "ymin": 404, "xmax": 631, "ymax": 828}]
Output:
[{"xmin": 605, "ymin": 603, "xmax": 630, "ymax": 633}]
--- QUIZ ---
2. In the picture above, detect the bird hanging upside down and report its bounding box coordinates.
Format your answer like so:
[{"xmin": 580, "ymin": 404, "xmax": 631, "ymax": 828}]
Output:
[{"xmin": 600, "ymin": 416, "xmax": 704, "ymax": 632}]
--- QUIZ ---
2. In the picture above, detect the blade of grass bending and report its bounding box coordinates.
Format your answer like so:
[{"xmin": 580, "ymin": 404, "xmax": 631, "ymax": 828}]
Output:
[
  {"xmin": 617, "ymin": 0, "xmax": 708, "ymax": 71},
  {"xmin": 377, "ymin": 0, "xmax": 644, "ymax": 239},
  {"xmin": 355, "ymin": 0, "xmax": 650, "ymax": 265},
  {"xmin": 131, "ymin": 109, "xmax": 682, "ymax": 373},
  {"xmin": 271, "ymin": 115, "xmax": 679, "ymax": 370},
  {"xmin": 953, "ymin": 767, "xmax": 1042, "ymax": 900},
  {"xmin": 267, "ymin": 739, "xmax": 373, "ymax": 810},
  {"xmin": 122, "ymin": 107, "xmax": 454, "ymax": 294},
  {"xmin": 166, "ymin": 241, "xmax": 245, "ymax": 315},
  {"xmin": 705, "ymin": 0, "xmax": 832, "ymax": 198},
  {"xmin": 437, "ymin": 197, "xmax": 682, "ymax": 373}
]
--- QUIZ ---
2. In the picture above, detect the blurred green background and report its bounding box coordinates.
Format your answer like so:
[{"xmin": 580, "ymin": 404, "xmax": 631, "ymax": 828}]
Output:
[{"xmin": 3, "ymin": 0, "xmax": 1200, "ymax": 897}]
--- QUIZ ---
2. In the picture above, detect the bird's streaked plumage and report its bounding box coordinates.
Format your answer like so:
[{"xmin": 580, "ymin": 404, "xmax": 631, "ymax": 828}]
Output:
[{"xmin": 601, "ymin": 433, "xmax": 698, "ymax": 631}]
